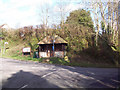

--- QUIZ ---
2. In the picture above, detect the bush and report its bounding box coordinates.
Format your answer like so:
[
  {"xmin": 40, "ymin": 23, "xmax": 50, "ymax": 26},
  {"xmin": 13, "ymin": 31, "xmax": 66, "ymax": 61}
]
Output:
[
  {"xmin": 37, "ymin": 58, "xmax": 44, "ymax": 62},
  {"xmin": 49, "ymin": 57, "xmax": 68, "ymax": 65}
]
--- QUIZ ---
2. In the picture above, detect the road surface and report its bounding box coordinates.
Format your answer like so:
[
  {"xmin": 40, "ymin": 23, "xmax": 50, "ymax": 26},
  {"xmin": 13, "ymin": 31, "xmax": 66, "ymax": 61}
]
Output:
[{"xmin": 0, "ymin": 58, "xmax": 119, "ymax": 89}]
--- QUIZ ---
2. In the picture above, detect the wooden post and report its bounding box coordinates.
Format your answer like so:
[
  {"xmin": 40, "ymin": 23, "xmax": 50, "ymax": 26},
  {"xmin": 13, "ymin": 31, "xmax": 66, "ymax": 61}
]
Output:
[
  {"xmin": 3, "ymin": 42, "xmax": 5, "ymax": 54},
  {"xmin": 62, "ymin": 44, "xmax": 64, "ymax": 58},
  {"xmin": 0, "ymin": 40, "xmax": 2, "ymax": 57},
  {"xmin": 39, "ymin": 45, "xmax": 41, "ymax": 58},
  {"xmin": 52, "ymin": 36, "xmax": 55, "ymax": 57},
  {"xmin": 47, "ymin": 45, "xmax": 48, "ymax": 56},
  {"xmin": 29, "ymin": 47, "xmax": 31, "ymax": 57}
]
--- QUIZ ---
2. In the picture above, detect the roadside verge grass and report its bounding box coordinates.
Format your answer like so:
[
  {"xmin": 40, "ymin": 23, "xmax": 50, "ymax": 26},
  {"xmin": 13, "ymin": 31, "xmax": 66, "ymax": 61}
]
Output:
[{"xmin": 0, "ymin": 54, "xmax": 119, "ymax": 68}]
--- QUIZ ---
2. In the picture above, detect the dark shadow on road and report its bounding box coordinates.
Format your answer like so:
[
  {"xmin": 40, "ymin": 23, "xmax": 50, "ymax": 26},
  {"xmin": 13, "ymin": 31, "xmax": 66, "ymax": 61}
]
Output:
[
  {"xmin": 54, "ymin": 65, "xmax": 120, "ymax": 88},
  {"xmin": 2, "ymin": 70, "xmax": 59, "ymax": 88}
]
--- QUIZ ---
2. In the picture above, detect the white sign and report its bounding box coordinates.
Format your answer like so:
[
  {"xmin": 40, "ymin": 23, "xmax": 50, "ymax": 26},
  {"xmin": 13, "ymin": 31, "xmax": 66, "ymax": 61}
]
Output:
[
  {"xmin": 23, "ymin": 47, "xmax": 31, "ymax": 52},
  {"xmin": 5, "ymin": 42, "xmax": 8, "ymax": 44},
  {"xmin": 40, "ymin": 52, "xmax": 47, "ymax": 57},
  {"xmin": 55, "ymin": 51, "xmax": 63, "ymax": 57}
]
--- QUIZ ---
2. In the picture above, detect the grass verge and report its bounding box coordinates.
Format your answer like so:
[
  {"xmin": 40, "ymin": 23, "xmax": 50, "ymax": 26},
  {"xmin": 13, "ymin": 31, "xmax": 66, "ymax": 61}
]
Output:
[{"xmin": 0, "ymin": 54, "xmax": 119, "ymax": 68}]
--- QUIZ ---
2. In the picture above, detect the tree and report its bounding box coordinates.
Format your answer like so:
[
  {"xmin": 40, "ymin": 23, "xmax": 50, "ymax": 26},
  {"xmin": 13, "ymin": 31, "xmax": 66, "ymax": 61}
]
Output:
[
  {"xmin": 89, "ymin": 0, "xmax": 119, "ymax": 50},
  {"xmin": 63, "ymin": 9, "xmax": 94, "ymax": 51},
  {"xmin": 90, "ymin": 1, "xmax": 120, "ymax": 65},
  {"xmin": 66, "ymin": 9, "xmax": 94, "ymax": 29},
  {"xmin": 56, "ymin": 0, "xmax": 71, "ymax": 26},
  {"xmin": 38, "ymin": 3, "xmax": 50, "ymax": 36}
]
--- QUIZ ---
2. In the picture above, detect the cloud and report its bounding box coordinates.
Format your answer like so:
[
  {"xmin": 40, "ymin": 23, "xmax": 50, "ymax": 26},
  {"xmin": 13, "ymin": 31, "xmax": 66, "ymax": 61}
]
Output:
[
  {"xmin": 64, "ymin": 3, "xmax": 85, "ymax": 12},
  {"xmin": 0, "ymin": 0, "xmax": 98, "ymax": 28},
  {"xmin": 0, "ymin": 0, "xmax": 53, "ymax": 28},
  {"xmin": 53, "ymin": 2, "xmax": 86, "ymax": 13}
]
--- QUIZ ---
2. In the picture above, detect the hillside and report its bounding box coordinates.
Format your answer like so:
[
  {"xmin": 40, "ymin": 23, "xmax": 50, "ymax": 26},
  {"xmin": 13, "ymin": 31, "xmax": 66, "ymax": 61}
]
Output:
[
  {"xmin": 0, "ymin": 28, "xmax": 119, "ymax": 68},
  {"xmin": 0, "ymin": 9, "xmax": 120, "ymax": 68}
]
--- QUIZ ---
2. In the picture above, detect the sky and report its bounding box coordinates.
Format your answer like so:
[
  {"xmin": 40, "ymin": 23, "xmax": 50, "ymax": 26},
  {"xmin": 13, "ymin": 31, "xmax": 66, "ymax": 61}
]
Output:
[
  {"xmin": 0, "ymin": 0, "xmax": 118, "ymax": 29},
  {"xmin": 0, "ymin": 0, "xmax": 87, "ymax": 28}
]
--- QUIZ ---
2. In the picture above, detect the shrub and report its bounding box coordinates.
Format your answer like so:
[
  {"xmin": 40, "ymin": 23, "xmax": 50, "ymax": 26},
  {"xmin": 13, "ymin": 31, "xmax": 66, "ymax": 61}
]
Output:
[
  {"xmin": 49, "ymin": 57, "xmax": 68, "ymax": 65},
  {"xmin": 38, "ymin": 58, "xmax": 44, "ymax": 62}
]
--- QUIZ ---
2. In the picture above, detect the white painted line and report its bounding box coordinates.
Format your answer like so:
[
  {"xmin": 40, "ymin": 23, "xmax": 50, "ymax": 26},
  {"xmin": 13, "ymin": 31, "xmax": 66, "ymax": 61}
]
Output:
[
  {"xmin": 41, "ymin": 72, "xmax": 54, "ymax": 78},
  {"xmin": 18, "ymin": 85, "xmax": 28, "ymax": 90},
  {"xmin": 96, "ymin": 80, "xmax": 115, "ymax": 88},
  {"xmin": 111, "ymin": 79, "xmax": 120, "ymax": 83}
]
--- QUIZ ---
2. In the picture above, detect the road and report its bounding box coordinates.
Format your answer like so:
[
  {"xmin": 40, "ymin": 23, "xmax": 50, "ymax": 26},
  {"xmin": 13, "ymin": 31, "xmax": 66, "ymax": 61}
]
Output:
[{"xmin": 0, "ymin": 58, "xmax": 119, "ymax": 89}]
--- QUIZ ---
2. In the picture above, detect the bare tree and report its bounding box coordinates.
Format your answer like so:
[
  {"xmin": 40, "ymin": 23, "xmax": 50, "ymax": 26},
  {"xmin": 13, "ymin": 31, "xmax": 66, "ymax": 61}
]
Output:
[
  {"xmin": 89, "ymin": 2, "xmax": 100, "ymax": 46},
  {"xmin": 89, "ymin": 0, "xmax": 119, "ymax": 47},
  {"xmin": 38, "ymin": 3, "xmax": 50, "ymax": 36},
  {"xmin": 56, "ymin": 0, "xmax": 71, "ymax": 26}
]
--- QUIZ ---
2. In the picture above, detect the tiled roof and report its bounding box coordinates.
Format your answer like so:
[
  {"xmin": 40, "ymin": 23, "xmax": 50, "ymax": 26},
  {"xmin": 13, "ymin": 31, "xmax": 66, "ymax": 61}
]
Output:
[{"xmin": 38, "ymin": 35, "xmax": 67, "ymax": 44}]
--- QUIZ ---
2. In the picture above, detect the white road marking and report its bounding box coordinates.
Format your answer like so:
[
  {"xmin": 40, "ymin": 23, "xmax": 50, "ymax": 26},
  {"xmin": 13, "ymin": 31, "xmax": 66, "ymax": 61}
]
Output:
[
  {"xmin": 18, "ymin": 85, "xmax": 28, "ymax": 90},
  {"xmin": 40, "ymin": 68, "xmax": 63, "ymax": 78},
  {"xmin": 96, "ymin": 80, "xmax": 115, "ymax": 88},
  {"xmin": 111, "ymin": 79, "xmax": 120, "ymax": 83},
  {"xmin": 41, "ymin": 72, "xmax": 54, "ymax": 78}
]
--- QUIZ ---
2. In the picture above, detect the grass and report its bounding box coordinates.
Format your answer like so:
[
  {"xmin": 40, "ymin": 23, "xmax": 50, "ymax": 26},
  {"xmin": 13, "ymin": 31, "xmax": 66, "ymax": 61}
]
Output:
[
  {"xmin": 67, "ymin": 62, "xmax": 118, "ymax": 68},
  {"xmin": 0, "ymin": 54, "xmax": 118, "ymax": 68},
  {"xmin": 49, "ymin": 57, "xmax": 69, "ymax": 65},
  {"xmin": 1, "ymin": 54, "xmax": 43, "ymax": 62}
]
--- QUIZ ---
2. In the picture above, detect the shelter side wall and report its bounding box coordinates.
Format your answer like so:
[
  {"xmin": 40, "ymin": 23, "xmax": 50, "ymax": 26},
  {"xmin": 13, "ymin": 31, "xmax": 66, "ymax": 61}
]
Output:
[
  {"xmin": 39, "ymin": 52, "xmax": 50, "ymax": 58},
  {"xmin": 54, "ymin": 51, "xmax": 65, "ymax": 58}
]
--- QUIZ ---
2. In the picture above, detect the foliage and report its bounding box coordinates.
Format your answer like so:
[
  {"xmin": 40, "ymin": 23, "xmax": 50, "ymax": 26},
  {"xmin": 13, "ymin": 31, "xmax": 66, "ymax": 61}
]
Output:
[
  {"xmin": 66, "ymin": 9, "xmax": 94, "ymax": 29},
  {"xmin": 0, "ymin": 6, "xmax": 119, "ymax": 67},
  {"xmin": 49, "ymin": 57, "xmax": 68, "ymax": 65},
  {"xmin": 100, "ymin": 20, "xmax": 119, "ymax": 66},
  {"xmin": 57, "ymin": 9, "xmax": 95, "ymax": 53}
]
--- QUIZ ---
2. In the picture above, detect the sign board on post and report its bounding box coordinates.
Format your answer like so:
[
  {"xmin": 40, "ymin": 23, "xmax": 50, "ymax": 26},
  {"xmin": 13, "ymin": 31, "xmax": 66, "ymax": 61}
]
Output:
[
  {"xmin": 23, "ymin": 47, "xmax": 31, "ymax": 52},
  {"xmin": 22, "ymin": 47, "xmax": 31, "ymax": 55},
  {"xmin": 3, "ymin": 42, "xmax": 8, "ymax": 54}
]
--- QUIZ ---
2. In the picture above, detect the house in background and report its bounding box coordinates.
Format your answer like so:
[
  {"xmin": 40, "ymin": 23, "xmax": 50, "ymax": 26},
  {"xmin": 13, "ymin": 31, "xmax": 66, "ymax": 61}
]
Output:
[{"xmin": 37, "ymin": 35, "xmax": 67, "ymax": 58}]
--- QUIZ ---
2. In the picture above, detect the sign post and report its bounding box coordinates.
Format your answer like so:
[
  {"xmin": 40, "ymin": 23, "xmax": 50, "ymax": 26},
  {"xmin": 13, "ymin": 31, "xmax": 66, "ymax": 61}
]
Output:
[
  {"xmin": 22, "ymin": 47, "xmax": 31, "ymax": 56},
  {"xmin": 52, "ymin": 36, "xmax": 55, "ymax": 57},
  {"xmin": 3, "ymin": 42, "xmax": 8, "ymax": 54}
]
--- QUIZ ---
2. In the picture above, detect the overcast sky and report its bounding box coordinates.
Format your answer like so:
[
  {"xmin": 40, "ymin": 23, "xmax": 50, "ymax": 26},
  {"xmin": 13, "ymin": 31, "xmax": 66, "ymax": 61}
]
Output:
[{"xmin": 0, "ymin": 0, "xmax": 118, "ymax": 29}]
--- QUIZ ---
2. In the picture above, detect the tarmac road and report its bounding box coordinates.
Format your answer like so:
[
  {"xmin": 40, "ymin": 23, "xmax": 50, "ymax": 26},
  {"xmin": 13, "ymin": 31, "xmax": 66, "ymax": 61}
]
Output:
[{"xmin": 0, "ymin": 58, "xmax": 119, "ymax": 89}]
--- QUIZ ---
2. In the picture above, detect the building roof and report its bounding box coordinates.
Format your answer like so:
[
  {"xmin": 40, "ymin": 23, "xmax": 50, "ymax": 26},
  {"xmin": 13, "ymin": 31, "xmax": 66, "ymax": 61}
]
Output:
[
  {"xmin": 38, "ymin": 35, "xmax": 67, "ymax": 44},
  {"xmin": 0, "ymin": 24, "xmax": 11, "ymax": 30}
]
